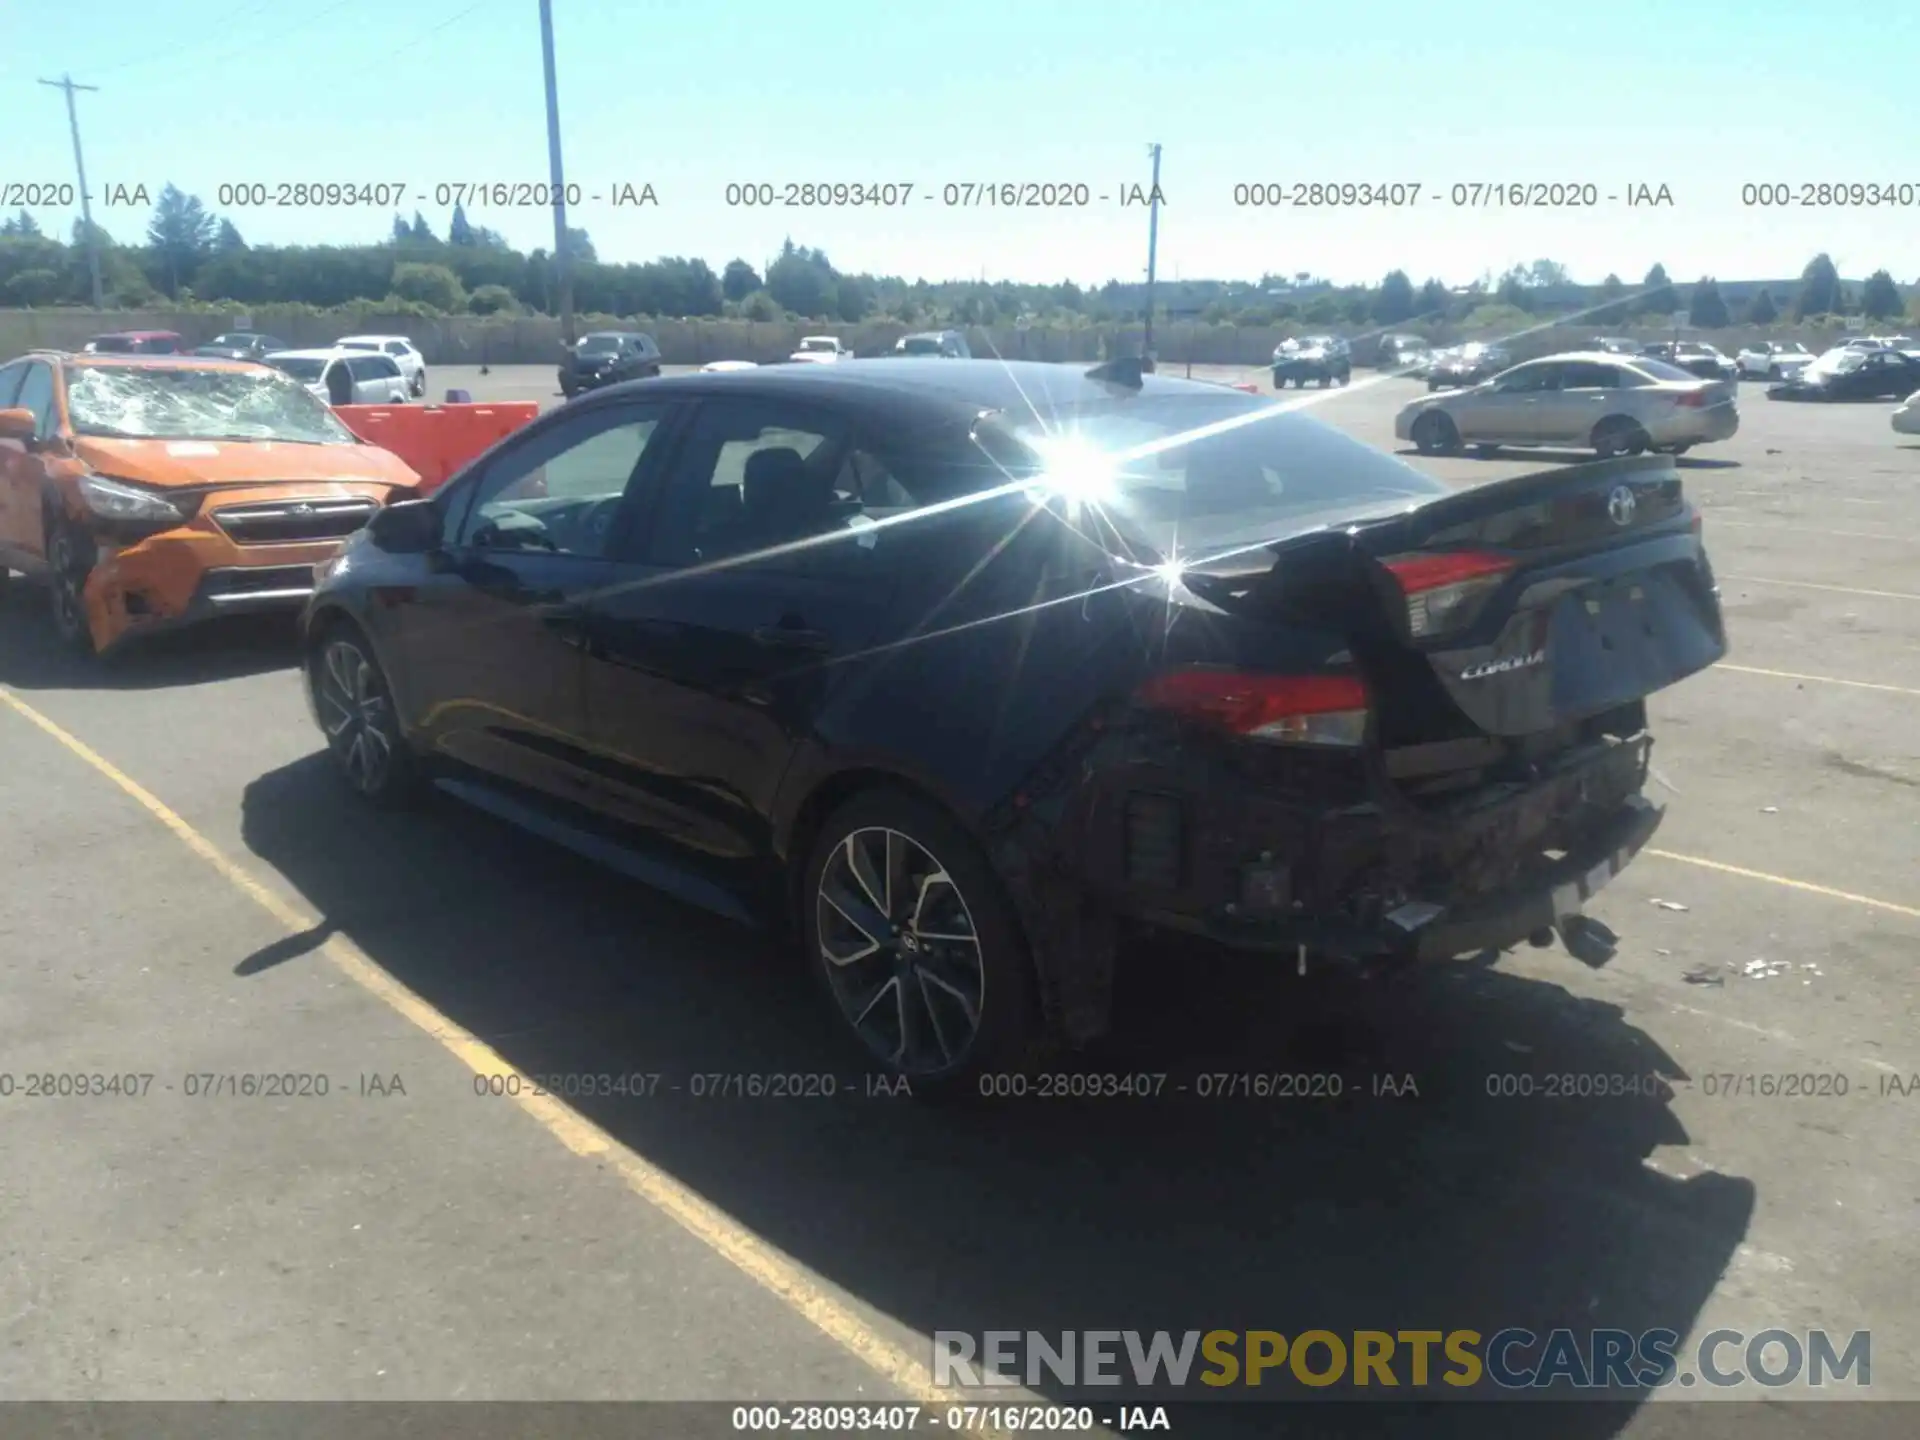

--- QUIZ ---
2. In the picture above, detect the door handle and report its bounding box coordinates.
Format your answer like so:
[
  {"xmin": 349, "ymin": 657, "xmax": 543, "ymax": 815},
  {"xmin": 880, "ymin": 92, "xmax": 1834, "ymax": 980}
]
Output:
[
  {"xmin": 752, "ymin": 624, "xmax": 832, "ymax": 652},
  {"xmin": 541, "ymin": 609, "xmax": 595, "ymax": 653}
]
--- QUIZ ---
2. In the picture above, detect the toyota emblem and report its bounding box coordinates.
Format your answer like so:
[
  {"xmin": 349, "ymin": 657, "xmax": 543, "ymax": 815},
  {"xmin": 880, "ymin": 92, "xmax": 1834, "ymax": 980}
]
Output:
[
  {"xmin": 290, "ymin": 502, "xmax": 314, "ymax": 517},
  {"xmin": 1606, "ymin": 485, "xmax": 1636, "ymax": 527}
]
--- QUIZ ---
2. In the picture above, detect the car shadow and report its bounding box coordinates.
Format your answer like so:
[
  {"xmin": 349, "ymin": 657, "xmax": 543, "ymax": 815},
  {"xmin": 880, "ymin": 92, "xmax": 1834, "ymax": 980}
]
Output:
[
  {"xmin": 0, "ymin": 585, "xmax": 298, "ymax": 691},
  {"xmin": 238, "ymin": 757, "xmax": 1755, "ymax": 1436}
]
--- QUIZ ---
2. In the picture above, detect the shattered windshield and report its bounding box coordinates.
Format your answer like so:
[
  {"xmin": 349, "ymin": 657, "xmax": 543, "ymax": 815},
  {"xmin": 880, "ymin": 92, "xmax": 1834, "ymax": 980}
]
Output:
[{"xmin": 65, "ymin": 366, "xmax": 357, "ymax": 443}]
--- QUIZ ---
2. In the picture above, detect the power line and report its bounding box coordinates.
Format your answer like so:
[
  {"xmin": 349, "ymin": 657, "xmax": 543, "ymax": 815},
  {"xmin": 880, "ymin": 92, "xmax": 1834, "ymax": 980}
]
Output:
[
  {"xmin": 90, "ymin": 1, "xmax": 280, "ymax": 77},
  {"xmin": 37, "ymin": 74, "xmax": 105, "ymax": 310}
]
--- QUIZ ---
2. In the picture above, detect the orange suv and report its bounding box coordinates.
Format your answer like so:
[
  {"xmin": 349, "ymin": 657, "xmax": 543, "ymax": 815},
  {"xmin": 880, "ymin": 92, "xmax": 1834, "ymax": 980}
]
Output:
[{"xmin": 0, "ymin": 350, "xmax": 421, "ymax": 656}]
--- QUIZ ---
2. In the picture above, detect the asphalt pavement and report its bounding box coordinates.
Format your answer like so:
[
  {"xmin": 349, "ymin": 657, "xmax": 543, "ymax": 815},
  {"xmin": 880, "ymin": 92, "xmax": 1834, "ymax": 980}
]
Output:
[{"xmin": 3, "ymin": 362, "xmax": 1917, "ymax": 1435}]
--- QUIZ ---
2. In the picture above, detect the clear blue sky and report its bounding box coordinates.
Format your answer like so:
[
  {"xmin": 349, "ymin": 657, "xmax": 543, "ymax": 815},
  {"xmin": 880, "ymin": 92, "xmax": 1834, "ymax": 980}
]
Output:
[{"xmin": 2, "ymin": 0, "xmax": 1914, "ymax": 287}]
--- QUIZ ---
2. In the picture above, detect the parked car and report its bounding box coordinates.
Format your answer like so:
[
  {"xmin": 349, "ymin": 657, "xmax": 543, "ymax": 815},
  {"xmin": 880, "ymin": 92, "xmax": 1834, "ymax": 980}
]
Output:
[
  {"xmin": 1375, "ymin": 333, "xmax": 1430, "ymax": 369},
  {"xmin": 790, "ymin": 336, "xmax": 853, "ymax": 364},
  {"xmin": 701, "ymin": 360, "xmax": 759, "ymax": 373},
  {"xmin": 298, "ymin": 356, "xmax": 1723, "ymax": 1090},
  {"xmin": 1271, "ymin": 335, "xmax": 1351, "ymax": 388},
  {"xmin": 1892, "ymin": 389, "xmax": 1920, "ymax": 436},
  {"xmin": 194, "ymin": 332, "xmax": 287, "ymax": 362},
  {"xmin": 0, "ymin": 351, "xmax": 417, "ymax": 655},
  {"xmin": 81, "ymin": 331, "xmax": 184, "ymax": 355},
  {"xmin": 560, "ymin": 331, "xmax": 662, "ymax": 397},
  {"xmin": 1768, "ymin": 346, "xmax": 1920, "ymax": 402},
  {"xmin": 1426, "ymin": 343, "xmax": 1511, "ymax": 390},
  {"xmin": 895, "ymin": 330, "xmax": 971, "ymax": 359},
  {"xmin": 1640, "ymin": 341, "xmax": 1738, "ymax": 381},
  {"xmin": 1735, "ymin": 341, "xmax": 1814, "ymax": 379},
  {"xmin": 336, "ymin": 335, "xmax": 427, "ymax": 397},
  {"xmin": 266, "ymin": 348, "xmax": 412, "ymax": 406},
  {"xmin": 1398, "ymin": 352, "xmax": 1739, "ymax": 458},
  {"xmin": 1396, "ymin": 346, "xmax": 1439, "ymax": 379},
  {"xmin": 1581, "ymin": 337, "xmax": 1647, "ymax": 357}
]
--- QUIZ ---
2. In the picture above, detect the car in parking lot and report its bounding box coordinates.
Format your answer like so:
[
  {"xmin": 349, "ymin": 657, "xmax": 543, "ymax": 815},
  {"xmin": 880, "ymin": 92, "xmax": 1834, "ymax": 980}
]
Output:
[
  {"xmin": 0, "ymin": 350, "xmax": 418, "ymax": 656},
  {"xmin": 1580, "ymin": 337, "xmax": 1647, "ymax": 357},
  {"xmin": 1893, "ymin": 389, "xmax": 1920, "ymax": 435},
  {"xmin": 560, "ymin": 331, "xmax": 662, "ymax": 397},
  {"xmin": 82, "ymin": 331, "xmax": 184, "ymax": 355},
  {"xmin": 1271, "ymin": 335, "xmax": 1351, "ymax": 388},
  {"xmin": 266, "ymin": 348, "xmax": 412, "ymax": 406},
  {"xmin": 790, "ymin": 336, "xmax": 854, "ymax": 364},
  {"xmin": 194, "ymin": 332, "xmax": 288, "ymax": 362},
  {"xmin": 336, "ymin": 335, "xmax": 428, "ymax": 397},
  {"xmin": 1767, "ymin": 346, "xmax": 1920, "ymax": 402},
  {"xmin": 1397, "ymin": 351, "xmax": 1739, "ymax": 458},
  {"xmin": 1426, "ymin": 343, "xmax": 1511, "ymax": 390},
  {"xmin": 895, "ymin": 330, "xmax": 971, "ymax": 359},
  {"xmin": 297, "ymin": 356, "xmax": 1724, "ymax": 1090},
  {"xmin": 1736, "ymin": 341, "xmax": 1815, "ymax": 379},
  {"xmin": 1641, "ymin": 341, "xmax": 1738, "ymax": 381}
]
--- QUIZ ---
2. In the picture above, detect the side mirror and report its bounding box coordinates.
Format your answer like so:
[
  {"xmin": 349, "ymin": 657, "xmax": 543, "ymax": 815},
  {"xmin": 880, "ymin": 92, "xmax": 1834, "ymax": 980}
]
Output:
[
  {"xmin": 0, "ymin": 408, "xmax": 37, "ymax": 442},
  {"xmin": 366, "ymin": 497, "xmax": 441, "ymax": 554}
]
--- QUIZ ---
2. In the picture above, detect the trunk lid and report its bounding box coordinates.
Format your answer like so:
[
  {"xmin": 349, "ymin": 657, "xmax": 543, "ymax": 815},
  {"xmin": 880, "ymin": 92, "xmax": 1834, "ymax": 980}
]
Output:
[{"xmin": 1180, "ymin": 454, "xmax": 1725, "ymax": 748}]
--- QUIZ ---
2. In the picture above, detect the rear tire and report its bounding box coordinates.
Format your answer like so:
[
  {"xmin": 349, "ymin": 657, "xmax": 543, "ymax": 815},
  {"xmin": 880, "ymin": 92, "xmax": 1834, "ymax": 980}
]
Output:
[
  {"xmin": 800, "ymin": 788, "xmax": 1041, "ymax": 1100},
  {"xmin": 1412, "ymin": 410, "xmax": 1460, "ymax": 455},
  {"xmin": 308, "ymin": 623, "xmax": 423, "ymax": 807},
  {"xmin": 1592, "ymin": 417, "xmax": 1649, "ymax": 458},
  {"xmin": 1767, "ymin": 365, "xmax": 1780, "ymax": 381},
  {"xmin": 1472, "ymin": 443, "xmax": 1500, "ymax": 456},
  {"xmin": 412, "ymin": 369, "xmax": 427, "ymax": 398}
]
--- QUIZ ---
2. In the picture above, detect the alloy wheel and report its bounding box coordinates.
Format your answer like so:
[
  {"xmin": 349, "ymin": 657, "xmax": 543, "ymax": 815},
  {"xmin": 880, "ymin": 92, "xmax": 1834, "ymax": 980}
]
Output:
[
  {"xmin": 816, "ymin": 826, "xmax": 985, "ymax": 1077},
  {"xmin": 316, "ymin": 638, "xmax": 395, "ymax": 795}
]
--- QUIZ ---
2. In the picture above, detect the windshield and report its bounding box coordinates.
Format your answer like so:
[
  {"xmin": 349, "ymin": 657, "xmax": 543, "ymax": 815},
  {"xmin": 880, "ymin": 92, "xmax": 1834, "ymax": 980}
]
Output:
[
  {"xmin": 1809, "ymin": 348, "xmax": 1865, "ymax": 376},
  {"xmin": 66, "ymin": 365, "xmax": 357, "ymax": 443},
  {"xmin": 799, "ymin": 339, "xmax": 836, "ymax": 351},
  {"xmin": 338, "ymin": 340, "xmax": 378, "ymax": 351},
  {"xmin": 269, "ymin": 357, "xmax": 327, "ymax": 381},
  {"xmin": 1003, "ymin": 395, "xmax": 1448, "ymax": 561},
  {"xmin": 210, "ymin": 334, "xmax": 252, "ymax": 347},
  {"xmin": 900, "ymin": 338, "xmax": 942, "ymax": 354},
  {"xmin": 579, "ymin": 335, "xmax": 623, "ymax": 353}
]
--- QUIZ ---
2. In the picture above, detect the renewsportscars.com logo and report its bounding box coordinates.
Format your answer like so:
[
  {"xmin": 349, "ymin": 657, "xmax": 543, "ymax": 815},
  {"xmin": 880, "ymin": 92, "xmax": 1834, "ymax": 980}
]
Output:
[{"xmin": 933, "ymin": 1328, "xmax": 1871, "ymax": 1392}]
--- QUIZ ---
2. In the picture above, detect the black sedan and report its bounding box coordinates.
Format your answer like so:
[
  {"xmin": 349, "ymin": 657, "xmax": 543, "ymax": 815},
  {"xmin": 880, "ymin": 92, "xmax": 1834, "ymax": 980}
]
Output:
[
  {"xmin": 1641, "ymin": 341, "xmax": 1738, "ymax": 381},
  {"xmin": 194, "ymin": 331, "xmax": 287, "ymax": 361},
  {"xmin": 559, "ymin": 330, "xmax": 662, "ymax": 397},
  {"xmin": 300, "ymin": 359, "xmax": 1726, "ymax": 1093},
  {"xmin": 1768, "ymin": 347, "xmax": 1920, "ymax": 401}
]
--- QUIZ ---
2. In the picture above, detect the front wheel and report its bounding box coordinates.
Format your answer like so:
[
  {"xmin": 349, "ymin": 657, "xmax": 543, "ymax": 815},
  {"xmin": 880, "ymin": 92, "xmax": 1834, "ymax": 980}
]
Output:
[
  {"xmin": 1767, "ymin": 365, "xmax": 1780, "ymax": 381},
  {"xmin": 801, "ymin": 789, "xmax": 1040, "ymax": 1097},
  {"xmin": 310, "ymin": 626, "xmax": 422, "ymax": 806},
  {"xmin": 1592, "ymin": 417, "xmax": 1650, "ymax": 458},
  {"xmin": 45, "ymin": 519, "xmax": 98, "ymax": 656}
]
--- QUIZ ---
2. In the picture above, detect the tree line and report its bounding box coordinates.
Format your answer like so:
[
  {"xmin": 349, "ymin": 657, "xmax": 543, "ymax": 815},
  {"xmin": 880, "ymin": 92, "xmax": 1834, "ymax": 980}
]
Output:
[{"xmin": 0, "ymin": 185, "xmax": 1914, "ymax": 331}]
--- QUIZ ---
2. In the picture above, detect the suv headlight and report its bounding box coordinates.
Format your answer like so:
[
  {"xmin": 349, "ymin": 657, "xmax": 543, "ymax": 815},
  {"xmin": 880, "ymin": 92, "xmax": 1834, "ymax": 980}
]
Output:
[{"xmin": 77, "ymin": 473, "xmax": 186, "ymax": 525}]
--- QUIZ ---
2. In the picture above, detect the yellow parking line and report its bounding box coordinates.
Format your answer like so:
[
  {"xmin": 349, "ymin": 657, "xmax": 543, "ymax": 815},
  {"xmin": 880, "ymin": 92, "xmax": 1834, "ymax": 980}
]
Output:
[
  {"xmin": 1720, "ymin": 575, "xmax": 1920, "ymax": 602},
  {"xmin": 1645, "ymin": 849, "xmax": 1920, "ymax": 922},
  {"xmin": 0, "ymin": 686, "xmax": 951, "ymax": 1408},
  {"xmin": 1716, "ymin": 663, "xmax": 1920, "ymax": 698}
]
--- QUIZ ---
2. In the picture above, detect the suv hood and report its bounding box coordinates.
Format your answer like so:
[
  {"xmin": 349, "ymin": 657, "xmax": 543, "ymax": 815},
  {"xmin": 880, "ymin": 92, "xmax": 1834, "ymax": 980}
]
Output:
[{"xmin": 72, "ymin": 435, "xmax": 420, "ymax": 489}]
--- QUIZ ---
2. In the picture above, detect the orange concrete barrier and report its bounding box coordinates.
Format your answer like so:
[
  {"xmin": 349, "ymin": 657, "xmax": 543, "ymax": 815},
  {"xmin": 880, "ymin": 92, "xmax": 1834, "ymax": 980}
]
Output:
[{"xmin": 333, "ymin": 402, "xmax": 540, "ymax": 494}]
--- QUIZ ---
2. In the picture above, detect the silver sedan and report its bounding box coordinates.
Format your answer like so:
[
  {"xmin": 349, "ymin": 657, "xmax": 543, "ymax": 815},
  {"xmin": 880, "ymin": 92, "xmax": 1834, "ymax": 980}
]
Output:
[{"xmin": 1394, "ymin": 351, "xmax": 1740, "ymax": 458}]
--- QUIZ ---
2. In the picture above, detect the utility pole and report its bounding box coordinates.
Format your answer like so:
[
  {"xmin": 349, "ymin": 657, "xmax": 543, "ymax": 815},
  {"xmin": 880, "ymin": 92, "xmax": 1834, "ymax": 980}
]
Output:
[
  {"xmin": 538, "ymin": 0, "xmax": 575, "ymax": 347},
  {"xmin": 39, "ymin": 74, "xmax": 105, "ymax": 311},
  {"xmin": 1142, "ymin": 143, "xmax": 1162, "ymax": 367}
]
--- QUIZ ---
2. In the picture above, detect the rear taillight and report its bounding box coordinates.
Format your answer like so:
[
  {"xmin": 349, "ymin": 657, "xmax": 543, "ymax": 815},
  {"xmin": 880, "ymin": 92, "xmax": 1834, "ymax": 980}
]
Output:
[
  {"xmin": 1381, "ymin": 550, "xmax": 1516, "ymax": 639},
  {"xmin": 1672, "ymin": 390, "xmax": 1707, "ymax": 408},
  {"xmin": 1137, "ymin": 668, "xmax": 1369, "ymax": 747}
]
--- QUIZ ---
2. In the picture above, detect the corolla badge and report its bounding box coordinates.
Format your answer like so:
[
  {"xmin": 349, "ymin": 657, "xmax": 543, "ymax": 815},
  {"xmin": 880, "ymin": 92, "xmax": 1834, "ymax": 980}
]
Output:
[
  {"xmin": 1606, "ymin": 485, "xmax": 1637, "ymax": 527},
  {"xmin": 1460, "ymin": 648, "xmax": 1547, "ymax": 680}
]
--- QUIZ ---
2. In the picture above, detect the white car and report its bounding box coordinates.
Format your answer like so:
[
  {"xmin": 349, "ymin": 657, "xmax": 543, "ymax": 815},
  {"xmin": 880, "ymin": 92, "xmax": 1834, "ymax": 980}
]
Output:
[
  {"xmin": 700, "ymin": 360, "xmax": 759, "ymax": 372},
  {"xmin": 265, "ymin": 348, "xmax": 412, "ymax": 405},
  {"xmin": 789, "ymin": 335, "xmax": 852, "ymax": 364},
  {"xmin": 1894, "ymin": 389, "xmax": 1920, "ymax": 436},
  {"xmin": 335, "ymin": 334, "xmax": 427, "ymax": 396},
  {"xmin": 1736, "ymin": 342, "xmax": 1814, "ymax": 379}
]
